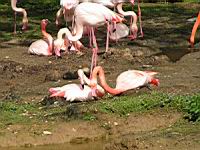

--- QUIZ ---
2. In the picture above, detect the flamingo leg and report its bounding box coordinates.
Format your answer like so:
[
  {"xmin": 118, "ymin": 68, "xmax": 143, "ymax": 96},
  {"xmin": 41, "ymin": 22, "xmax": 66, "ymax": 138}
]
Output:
[
  {"xmin": 106, "ymin": 21, "xmax": 110, "ymax": 53},
  {"xmin": 190, "ymin": 12, "xmax": 200, "ymax": 47},
  {"xmin": 13, "ymin": 11, "xmax": 17, "ymax": 34},
  {"xmin": 137, "ymin": 0, "xmax": 143, "ymax": 37},
  {"xmin": 90, "ymin": 27, "xmax": 98, "ymax": 78}
]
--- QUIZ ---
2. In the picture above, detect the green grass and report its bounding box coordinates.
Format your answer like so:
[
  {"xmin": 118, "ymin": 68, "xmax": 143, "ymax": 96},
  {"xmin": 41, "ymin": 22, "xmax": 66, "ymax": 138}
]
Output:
[{"xmin": 1, "ymin": 92, "xmax": 199, "ymax": 129}]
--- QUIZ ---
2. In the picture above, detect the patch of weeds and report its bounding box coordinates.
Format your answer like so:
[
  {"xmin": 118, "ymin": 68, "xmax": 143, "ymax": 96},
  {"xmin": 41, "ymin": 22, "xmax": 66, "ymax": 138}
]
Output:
[
  {"xmin": 95, "ymin": 92, "xmax": 200, "ymax": 122},
  {"xmin": 82, "ymin": 113, "xmax": 97, "ymax": 121},
  {"xmin": 0, "ymin": 101, "xmax": 40, "ymax": 127}
]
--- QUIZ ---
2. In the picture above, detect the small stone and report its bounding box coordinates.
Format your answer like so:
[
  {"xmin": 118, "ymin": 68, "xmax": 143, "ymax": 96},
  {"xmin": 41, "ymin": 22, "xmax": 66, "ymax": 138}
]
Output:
[
  {"xmin": 114, "ymin": 122, "xmax": 118, "ymax": 126},
  {"xmin": 43, "ymin": 131, "xmax": 52, "ymax": 135},
  {"xmin": 132, "ymin": 50, "xmax": 144, "ymax": 57},
  {"xmin": 72, "ymin": 128, "xmax": 77, "ymax": 132}
]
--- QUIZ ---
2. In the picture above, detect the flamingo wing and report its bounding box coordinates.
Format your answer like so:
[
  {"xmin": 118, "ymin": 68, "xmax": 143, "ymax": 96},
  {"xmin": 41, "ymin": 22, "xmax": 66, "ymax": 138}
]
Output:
[
  {"xmin": 109, "ymin": 23, "xmax": 129, "ymax": 40},
  {"xmin": 28, "ymin": 39, "xmax": 51, "ymax": 56}
]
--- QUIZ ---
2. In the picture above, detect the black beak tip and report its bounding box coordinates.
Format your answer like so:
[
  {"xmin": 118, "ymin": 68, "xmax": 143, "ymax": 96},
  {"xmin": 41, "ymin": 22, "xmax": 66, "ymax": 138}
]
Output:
[{"xmin": 81, "ymin": 84, "xmax": 84, "ymax": 89}]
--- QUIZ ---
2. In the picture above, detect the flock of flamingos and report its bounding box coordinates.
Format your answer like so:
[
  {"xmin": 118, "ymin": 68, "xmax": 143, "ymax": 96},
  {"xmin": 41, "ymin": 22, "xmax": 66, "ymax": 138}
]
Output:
[{"xmin": 10, "ymin": 0, "xmax": 199, "ymax": 102}]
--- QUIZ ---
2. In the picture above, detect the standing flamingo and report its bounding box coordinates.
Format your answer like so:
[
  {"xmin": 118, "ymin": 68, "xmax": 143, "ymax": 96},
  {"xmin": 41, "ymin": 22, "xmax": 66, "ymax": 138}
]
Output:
[
  {"xmin": 190, "ymin": 12, "xmax": 200, "ymax": 47},
  {"xmin": 83, "ymin": 66, "xmax": 159, "ymax": 96},
  {"xmin": 57, "ymin": 0, "xmax": 142, "ymax": 39},
  {"xmin": 28, "ymin": 19, "xmax": 68, "ymax": 57},
  {"xmin": 11, "ymin": 0, "xmax": 28, "ymax": 34},
  {"xmin": 49, "ymin": 67, "xmax": 105, "ymax": 102},
  {"xmin": 57, "ymin": 2, "xmax": 124, "ymax": 73}
]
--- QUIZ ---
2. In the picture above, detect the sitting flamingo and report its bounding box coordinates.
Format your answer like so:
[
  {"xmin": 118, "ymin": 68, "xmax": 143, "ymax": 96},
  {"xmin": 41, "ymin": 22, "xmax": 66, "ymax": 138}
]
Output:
[
  {"xmin": 190, "ymin": 12, "xmax": 200, "ymax": 47},
  {"xmin": 11, "ymin": 0, "xmax": 28, "ymax": 34},
  {"xmin": 83, "ymin": 66, "xmax": 159, "ymax": 96},
  {"xmin": 28, "ymin": 19, "xmax": 68, "ymax": 57},
  {"xmin": 49, "ymin": 67, "xmax": 105, "ymax": 102}
]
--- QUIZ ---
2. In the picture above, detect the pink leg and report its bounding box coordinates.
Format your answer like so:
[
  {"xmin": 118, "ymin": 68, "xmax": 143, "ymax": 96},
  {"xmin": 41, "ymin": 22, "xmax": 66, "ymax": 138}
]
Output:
[
  {"xmin": 137, "ymin": 0, "xmax": 143, "ymax": 37},
  {"xmin": 90, "ymin": 27, "xmax": 98, "ymax": 78},
  {"xmin": 106, "ymin": 21, "xmax": 110, "ymax": 53}
]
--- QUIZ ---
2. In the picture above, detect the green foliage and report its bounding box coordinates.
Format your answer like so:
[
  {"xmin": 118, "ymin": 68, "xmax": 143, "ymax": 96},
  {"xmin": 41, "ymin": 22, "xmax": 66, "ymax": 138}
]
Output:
[
  {"xmin": 82, "ymin": 113, "xmax": 97, "ymax": 121},
  {"xmin": 97, "ymin": 93, "xmax": 200, "ymax": 122}
]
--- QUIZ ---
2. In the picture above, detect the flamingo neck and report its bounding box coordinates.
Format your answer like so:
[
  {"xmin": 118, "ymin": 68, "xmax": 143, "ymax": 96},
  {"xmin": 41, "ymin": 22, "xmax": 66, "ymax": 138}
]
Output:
[
  {"xmin": 92, "ymin": 66, "xmax": 123, "ymax": 95},
  {"xmin": 41, "ymin": 23, "xmax": 53, "ymax": 54},
  {"xmin": 11, "ymin": 0, "xmax": 28, "ymax": 26},
  {"xmin": 116, "ymin": 3, "xmax": 137, "ymax": 24},
  {"xmin": 58, "ymin": 26, "xmax": 83, "ymax": 42}
]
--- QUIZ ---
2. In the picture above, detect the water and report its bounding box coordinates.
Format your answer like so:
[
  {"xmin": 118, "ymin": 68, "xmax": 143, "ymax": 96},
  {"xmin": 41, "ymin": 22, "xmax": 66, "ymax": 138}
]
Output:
[{"xmin": 2, "ymin": 141, "xmax": 105, "ymax": 150}]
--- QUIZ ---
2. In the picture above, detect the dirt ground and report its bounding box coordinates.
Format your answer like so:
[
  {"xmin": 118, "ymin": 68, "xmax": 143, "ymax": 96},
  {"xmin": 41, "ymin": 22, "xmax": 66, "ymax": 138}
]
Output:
[{"xmin": 0, "ymin": 2, "xmax": 200, "ymax": 150}]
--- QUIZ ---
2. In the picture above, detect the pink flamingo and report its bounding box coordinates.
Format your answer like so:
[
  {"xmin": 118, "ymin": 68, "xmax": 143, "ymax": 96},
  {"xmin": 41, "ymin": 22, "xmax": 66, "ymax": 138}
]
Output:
[
  {"xmin": 190, "ymin": 12, "xmax": 200, "ymax": 47},
  {"xmin": 28, "ymin": 19, "xmax": 68, "ymax": 57},
  {"xmin": 11, "ymin": 0, "xmax": 28, "ymax": 34},
  {"xmin": 58, "ymin": 2, "xmax": 124, "ymax": 72},
  {"xmin": 49, "ymin": 84, "xmax": 105, "ymax": 102},
  {"xmin": 85, "ymin": 66, "xmax": 159, "ymax": 96},
  {"xmin": 78, "ymin": 0, "xmax": 142, "ymax": 38},
  {"xmin": 49, "ymin": 67, "xmax": 105, "ymax": 102}
]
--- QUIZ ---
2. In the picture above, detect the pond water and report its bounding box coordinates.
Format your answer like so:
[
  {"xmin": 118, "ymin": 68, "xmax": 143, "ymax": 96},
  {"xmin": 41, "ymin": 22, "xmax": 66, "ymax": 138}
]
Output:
[{"xmin": 3, "ymin": 141, "xmax": 105, "ymax": 150}]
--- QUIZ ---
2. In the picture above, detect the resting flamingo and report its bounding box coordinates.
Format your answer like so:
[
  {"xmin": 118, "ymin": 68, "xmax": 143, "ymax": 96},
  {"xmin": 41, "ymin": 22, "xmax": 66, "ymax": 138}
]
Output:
[
  {"xmin": 28, "ymin": 19, "xmax": 68, "ymax": 57},
  {"xmin": 49, "ymin": 67, "xmax": 105, "ymax": 102},
  {"xmin": 190, "ymin": 12, "xmax": 200, "ymax": 47},
  {"xmin": 82, "ymin": 66, "xmax": 159, "ymax": 96},
  {"xmin": 11, "ymin": 0, "xmax": 28, "ymax": 34}
]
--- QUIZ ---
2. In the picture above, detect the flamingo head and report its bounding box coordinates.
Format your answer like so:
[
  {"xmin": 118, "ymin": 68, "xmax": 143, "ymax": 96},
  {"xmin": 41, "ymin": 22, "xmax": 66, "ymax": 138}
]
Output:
[
  {"xmin": 54, "ymin": 38, "xmax": 69, "ymax": 57},
  {"xmin": 22, "ymin": 17, "xmax": 28, "ymax": 31},
  {"xmin": 78, "ymin": 67, "xmax": 90, "ymax": 89},
  {"xmin": 63, "ymin": 0, "xmax": 78, "ymax": 10},
  {"xmin": 41, "ymin": 19, "xmax": 49, "ymax": 27},
  {"xmin": 129, "ymin": 0, "xmax": 135, "ymax": 5},
  {"xmin": 91, "ymin": 85, "xmax": 105, "ymax": 98},
  {"xmin": 150, "ymin": 78, "xmax": 160, "ymax": 86}
]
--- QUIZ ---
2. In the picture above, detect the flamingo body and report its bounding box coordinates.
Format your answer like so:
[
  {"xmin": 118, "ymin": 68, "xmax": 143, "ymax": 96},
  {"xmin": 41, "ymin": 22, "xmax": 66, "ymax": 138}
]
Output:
[
  {"xmin": 116, "ymin": 70, "xmax": 157, "ymax": 91},
  {"xmin": 28, "ymin": 39, "xmax": 52, "ymax": 56},
  {"xmin": 49, "ymin": 84, "xmax": 105, "ymax": 102},
  {"xmin": 109, "ymin": 23, "xmax": 129, "ymax": 40},
  {"xmin": 90, "ymin": 66, "xmax": 159, "ymax": 95}
]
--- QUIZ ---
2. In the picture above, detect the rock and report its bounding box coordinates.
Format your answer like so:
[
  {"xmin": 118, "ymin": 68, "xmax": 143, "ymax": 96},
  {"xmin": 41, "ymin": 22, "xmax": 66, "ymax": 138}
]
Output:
[
  {"xmin": 43, "ymin": 131, "xmax": 52, "ymax": 135},
  {"xmin": 45, "ymin": 70, "xmax": 61, "ymax": 81},
  {"xmin": 132, "ymin": 50, "xmax": 144, "ymax": 57},
  {"xmin": 15, "ymin": 65, "xmax": 23, "ymax": 73},
  {"xmin": 63, "ymin": 71, "xmax": 78, "ymax": 80}
]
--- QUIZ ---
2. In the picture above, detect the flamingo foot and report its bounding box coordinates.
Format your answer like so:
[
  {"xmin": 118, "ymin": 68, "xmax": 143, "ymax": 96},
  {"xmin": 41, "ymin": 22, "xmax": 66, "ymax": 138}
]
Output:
[
  {"xmin": 128, "ymin": 34, "xmax": 137, "ymax": 40},
  {"xmin": 22, "ymin": 23, "xmax": 28, "ymax": 31}
]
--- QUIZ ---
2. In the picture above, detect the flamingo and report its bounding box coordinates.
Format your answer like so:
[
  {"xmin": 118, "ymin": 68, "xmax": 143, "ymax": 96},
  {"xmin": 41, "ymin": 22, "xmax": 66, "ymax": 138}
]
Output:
[
  {"xmin": 11, "ymin": 0, "xmax": 28, "ymax": 34},
  {"xmin": 28, "ymin": 19, "xmax": 68, "ymax": 57},
  {"xmin": 190, "ymin": 12, "xmax": 200, "ymax": 47},
  {"xmin": 49, "ymin": 67, "xmax": 105, "ymax": 102},
  {"xmin": 57, "ymin": 0, "xmax": 142, "ymax": 39},
  {"xmin": 83, "ymin": 66, "xmax": 159, "ymax": 96},
  {"xmin": 58, "ymin": 2, "xmax": 124, "ymax": 73}
]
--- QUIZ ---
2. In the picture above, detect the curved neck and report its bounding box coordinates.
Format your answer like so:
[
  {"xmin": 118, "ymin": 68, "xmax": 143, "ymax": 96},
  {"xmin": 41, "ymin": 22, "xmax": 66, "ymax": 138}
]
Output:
[
  {"xmin": 41, "ymin": 23, "xmax": 53, "ymax": 53},
  {"xmin": 92, "ymin": 66, "xmax": 123, "ymax": 95},
  {"xmin": 78, "ymin": 69, "xmax": 105, "ymax": 97},
  {"xmin": 116, "ymin": 3, "xmax": 137, "ymax": 24},
  {"xmin": 58, "ymin": 24, "xmax": 83, "ymax": 42},
  {"xmin": 11, "ymin": 0, "xmax": 27, "ymax": 21},
  {"xmin": 190, "ymin": 12, "xmax": 200, "ymax": 46}
]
